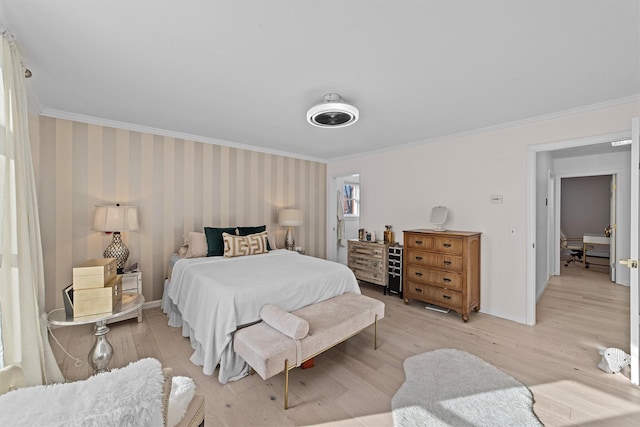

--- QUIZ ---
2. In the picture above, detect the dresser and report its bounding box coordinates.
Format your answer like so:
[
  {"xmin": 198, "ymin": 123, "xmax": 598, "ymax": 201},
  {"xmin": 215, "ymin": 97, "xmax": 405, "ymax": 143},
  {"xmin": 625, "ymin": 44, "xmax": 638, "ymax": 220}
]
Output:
[
  {"xmin": 347, "ymin": 239, "xmax": 388, "ymax": 289},
  {"xmin": 403, "ymin": 230, "xmax": 481, "ymax": 322}
]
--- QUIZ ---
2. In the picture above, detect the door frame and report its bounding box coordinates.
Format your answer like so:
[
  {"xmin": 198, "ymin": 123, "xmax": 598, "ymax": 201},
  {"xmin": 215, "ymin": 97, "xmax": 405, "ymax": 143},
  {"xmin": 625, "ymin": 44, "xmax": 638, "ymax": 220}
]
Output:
[
  {"xmin": 327, "ymin": 170, "xmax": 360, "ymax": 262},
  {"xmin": 552, "ymin": 171, "xmax": 620, "ymax": 277},
  {"xmin": 629, "ymin": 117, "xmax": 639, "ymax": 385},
  {"xmin": 527, "ymin": 130, "xmax": 631, "ymax": 325}
]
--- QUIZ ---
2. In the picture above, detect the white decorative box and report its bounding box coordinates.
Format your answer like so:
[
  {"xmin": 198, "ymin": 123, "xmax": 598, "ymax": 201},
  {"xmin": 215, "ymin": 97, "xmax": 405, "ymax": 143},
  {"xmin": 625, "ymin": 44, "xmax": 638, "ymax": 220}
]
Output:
[
  {"xmin": 73, "ymin": 275, "xmax": 122, "ymax": 318},
  {"xmin": 73, "ymin": 258, "xmax": 117, "ymax": 290}
]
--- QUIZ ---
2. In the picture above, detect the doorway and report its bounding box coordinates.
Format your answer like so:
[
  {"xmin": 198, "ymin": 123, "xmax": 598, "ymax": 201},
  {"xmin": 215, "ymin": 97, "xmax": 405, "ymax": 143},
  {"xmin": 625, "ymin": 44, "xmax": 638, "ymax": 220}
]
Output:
[
  {"xmin": 558, "ymin": 174, "xmax": 616, "ymax": 280},
  {"xmin": 336, "ymin": 174, "xmax": 360, "ymax": 265},
  {"xmin": 327, "ymin": 172, "xmax": 361, "ymax": 264}
]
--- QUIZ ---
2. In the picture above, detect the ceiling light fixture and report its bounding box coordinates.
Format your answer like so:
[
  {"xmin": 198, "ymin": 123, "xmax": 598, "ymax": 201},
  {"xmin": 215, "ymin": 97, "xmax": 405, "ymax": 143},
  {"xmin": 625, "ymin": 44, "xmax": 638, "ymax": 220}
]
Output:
[{"xmin": 307, "ymin": 93, "xmax": 359, "ymax": 128}]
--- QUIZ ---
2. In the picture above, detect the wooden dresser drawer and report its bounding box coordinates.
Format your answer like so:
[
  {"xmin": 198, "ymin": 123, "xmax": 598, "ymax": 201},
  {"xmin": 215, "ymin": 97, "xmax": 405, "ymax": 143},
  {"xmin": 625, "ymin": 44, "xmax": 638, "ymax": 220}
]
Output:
[
  {"xmin": 406, "ymin": 234, "xmax": 433, "ymax": 250},
  {"xmin": 352, "ymin": 268, "xmax": 386, "ymax": 286},
  {"xmin": 347, "ymin": 240, "xmax": 388, "ymax": 287},
  {"xmin": 433, "ymin": 236, "xmax": 463, "ymax": 254},
  {"xmin": 406, "ymin": 265, "xmax": 462, "ymax": 290},
  {"xmin": 405, "ymin": 281, "xmax": 462, "ymax": 307},
  {"xmin": 406, "ymin": 250, "xmax": 463, "ymax": 272}
]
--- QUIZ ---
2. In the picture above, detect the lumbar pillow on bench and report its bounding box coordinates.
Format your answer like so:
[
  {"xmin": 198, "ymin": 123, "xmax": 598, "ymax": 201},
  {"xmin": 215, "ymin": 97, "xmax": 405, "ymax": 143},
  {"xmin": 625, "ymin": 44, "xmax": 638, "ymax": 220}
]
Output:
[{"xmin": 260, "ymin": 304, "xmax": 309, "ymax": 339}]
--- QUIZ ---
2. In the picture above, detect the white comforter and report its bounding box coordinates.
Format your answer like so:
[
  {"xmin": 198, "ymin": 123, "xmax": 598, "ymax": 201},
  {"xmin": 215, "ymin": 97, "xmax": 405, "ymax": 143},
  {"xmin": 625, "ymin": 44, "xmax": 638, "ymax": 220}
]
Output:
[{"xmin": 162, "ymin": 249, "xmax": 360, "ymax": 383}]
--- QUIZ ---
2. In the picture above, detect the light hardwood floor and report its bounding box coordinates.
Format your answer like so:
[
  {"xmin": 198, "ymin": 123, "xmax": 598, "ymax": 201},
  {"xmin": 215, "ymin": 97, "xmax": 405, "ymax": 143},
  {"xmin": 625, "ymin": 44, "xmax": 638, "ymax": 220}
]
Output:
[{"xmin": 49, "ymin": 266, "xmax": 640, "ymax": 426}]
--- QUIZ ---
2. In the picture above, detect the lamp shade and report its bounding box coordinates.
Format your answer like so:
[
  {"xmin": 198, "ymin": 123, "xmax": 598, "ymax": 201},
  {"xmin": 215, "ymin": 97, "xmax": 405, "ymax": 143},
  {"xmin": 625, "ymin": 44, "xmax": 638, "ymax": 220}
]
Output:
[
  {"xmin": 93, "ymin": 205, "xmax": 140, "ymax": 232},
  {"xmin": 278, "ymin": 209, "xmax": 303, "ymax": 227}
]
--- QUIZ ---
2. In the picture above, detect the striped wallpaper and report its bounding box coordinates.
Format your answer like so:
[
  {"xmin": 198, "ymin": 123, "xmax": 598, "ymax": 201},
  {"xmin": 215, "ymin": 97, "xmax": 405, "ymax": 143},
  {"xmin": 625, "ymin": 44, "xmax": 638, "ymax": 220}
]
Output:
[{"xmin": 31, "ymin": 116, "xmax": 327, "ymax": 311}]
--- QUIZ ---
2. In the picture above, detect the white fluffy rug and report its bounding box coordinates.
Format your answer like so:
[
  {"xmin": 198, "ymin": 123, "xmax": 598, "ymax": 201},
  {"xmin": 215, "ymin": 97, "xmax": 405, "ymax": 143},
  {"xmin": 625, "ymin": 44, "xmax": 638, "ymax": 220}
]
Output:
[{"xmin": 392, "ymin": 349, "xmax": 543, "ymax": 427}]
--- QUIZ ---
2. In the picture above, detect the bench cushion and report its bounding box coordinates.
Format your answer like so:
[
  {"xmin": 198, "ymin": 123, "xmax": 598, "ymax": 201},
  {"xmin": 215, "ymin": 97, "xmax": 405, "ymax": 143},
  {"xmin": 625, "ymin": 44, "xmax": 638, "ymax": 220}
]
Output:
[{"xmin": 234, "ymin": 293, "xmax": 384, "ymax": 380}]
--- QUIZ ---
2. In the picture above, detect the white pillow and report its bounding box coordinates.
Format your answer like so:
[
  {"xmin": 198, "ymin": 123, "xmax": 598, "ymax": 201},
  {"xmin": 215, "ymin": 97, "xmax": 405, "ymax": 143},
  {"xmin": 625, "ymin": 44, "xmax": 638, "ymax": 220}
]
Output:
[{"xmin": 167, "ymin": 376, "xmax": 196, "ymax": 427}]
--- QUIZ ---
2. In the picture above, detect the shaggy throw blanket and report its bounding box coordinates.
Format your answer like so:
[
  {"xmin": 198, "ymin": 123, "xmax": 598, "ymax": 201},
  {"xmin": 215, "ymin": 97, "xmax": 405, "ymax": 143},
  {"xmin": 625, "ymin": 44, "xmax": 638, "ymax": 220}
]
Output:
[{"xmin": 0, "ymin": 358, "xmax": 164, "ymax": 426}]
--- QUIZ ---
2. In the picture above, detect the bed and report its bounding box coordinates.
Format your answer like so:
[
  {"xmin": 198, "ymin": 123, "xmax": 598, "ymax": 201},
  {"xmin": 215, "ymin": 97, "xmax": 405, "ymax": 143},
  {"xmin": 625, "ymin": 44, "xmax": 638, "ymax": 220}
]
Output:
[{"xmin": 161, "ymin": 249, "xmax": 360, "ymax": 383}]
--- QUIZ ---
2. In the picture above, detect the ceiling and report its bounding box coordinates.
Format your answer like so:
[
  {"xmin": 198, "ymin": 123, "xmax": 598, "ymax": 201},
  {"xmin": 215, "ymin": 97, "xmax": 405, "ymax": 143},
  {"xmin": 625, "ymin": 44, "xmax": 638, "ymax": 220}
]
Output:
[{"xmin": 1, "ymin": 1, "xmax": 638, "ymax": 161}]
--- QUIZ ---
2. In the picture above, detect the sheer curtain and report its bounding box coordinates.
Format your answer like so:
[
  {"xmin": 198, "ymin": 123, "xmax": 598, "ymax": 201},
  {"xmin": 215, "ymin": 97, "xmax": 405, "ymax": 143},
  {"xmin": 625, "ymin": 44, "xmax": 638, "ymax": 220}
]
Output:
[{"xmin": 0, "ymin": 31, "xmax": 63, "ymax": 385}]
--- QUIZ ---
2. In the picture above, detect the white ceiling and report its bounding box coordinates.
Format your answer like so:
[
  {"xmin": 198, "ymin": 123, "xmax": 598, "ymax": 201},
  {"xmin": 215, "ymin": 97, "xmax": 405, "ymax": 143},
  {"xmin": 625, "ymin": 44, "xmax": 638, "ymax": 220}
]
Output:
[{"xmin": 1, "ymin": 1, "xmax": 638, "ymax": 161}]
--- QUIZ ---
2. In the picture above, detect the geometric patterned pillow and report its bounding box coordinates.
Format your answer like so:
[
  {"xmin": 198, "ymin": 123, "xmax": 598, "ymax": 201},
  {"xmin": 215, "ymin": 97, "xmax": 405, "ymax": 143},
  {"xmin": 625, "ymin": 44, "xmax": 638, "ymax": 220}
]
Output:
[{"xmin": 222, "ymin": 231, "xmax": 269, "ymax": 257}]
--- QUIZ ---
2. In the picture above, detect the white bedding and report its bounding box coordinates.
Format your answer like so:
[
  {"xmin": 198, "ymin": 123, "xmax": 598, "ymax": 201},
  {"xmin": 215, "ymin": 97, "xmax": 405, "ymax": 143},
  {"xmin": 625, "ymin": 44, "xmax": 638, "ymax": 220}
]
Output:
[{"xmin": 161, "ymin": 249, "xmax": 360, "ymax": 383}]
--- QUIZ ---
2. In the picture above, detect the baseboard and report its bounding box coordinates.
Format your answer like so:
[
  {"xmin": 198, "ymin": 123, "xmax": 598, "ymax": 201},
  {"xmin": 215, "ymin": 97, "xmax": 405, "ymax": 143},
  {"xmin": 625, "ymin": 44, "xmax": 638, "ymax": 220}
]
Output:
[{"xmin": 143, "ymin": 300, "xmax": 162, "ymax": 310}]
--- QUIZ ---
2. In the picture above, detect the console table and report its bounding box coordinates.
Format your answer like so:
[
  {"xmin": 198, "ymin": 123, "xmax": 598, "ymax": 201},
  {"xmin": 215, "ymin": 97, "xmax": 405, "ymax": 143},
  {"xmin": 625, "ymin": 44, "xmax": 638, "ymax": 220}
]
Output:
[{"xmin": 47, "ymin": 293, "xmax": 144, "ymax": 373}]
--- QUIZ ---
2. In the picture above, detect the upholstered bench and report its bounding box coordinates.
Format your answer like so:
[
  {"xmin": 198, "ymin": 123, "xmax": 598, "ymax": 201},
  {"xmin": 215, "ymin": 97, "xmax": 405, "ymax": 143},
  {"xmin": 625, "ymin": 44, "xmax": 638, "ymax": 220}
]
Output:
[{"xmin": 234, "ymin": 292, "xmax": 385, "ymax": 409}]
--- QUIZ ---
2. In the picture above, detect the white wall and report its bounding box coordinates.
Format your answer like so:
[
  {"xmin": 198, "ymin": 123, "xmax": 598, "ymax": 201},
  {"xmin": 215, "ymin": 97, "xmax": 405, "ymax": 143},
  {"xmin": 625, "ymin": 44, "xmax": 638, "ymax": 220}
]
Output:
[{"xmin": 327, "ymin": 102, "xmax": 639, "ymax": 324}]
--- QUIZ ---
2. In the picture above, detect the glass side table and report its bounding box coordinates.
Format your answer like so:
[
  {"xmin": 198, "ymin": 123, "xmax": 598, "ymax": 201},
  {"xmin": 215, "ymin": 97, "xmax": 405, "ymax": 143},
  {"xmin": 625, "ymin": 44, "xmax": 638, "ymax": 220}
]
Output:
[{"xmin": 47, "ymin": 293, "xmax": 145, "ymax": 373}]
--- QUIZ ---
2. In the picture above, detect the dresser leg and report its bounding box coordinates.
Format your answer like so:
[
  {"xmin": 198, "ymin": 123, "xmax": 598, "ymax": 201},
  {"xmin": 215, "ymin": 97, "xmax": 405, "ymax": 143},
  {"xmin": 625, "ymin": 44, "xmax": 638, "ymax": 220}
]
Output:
[
  {"xmin": 473, "ymin": 305, "xmax": 480, "ymax": 312},
  {"xmin": 462, "ymin": 314, "xmax": 469, "ymax": 323},
  {"xmin": 403, "ymin": 298, "xmax": 409, "ymax": 304}
]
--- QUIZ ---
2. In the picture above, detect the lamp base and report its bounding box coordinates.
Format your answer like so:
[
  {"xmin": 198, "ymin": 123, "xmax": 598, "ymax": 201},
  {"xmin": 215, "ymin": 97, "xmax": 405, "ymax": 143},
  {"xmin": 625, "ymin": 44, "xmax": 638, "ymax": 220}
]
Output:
[
  {"xmin": 285, "ymin": 227, "xmax": 295, "ymax": 251},
  {"xmin": 103, "ymin": 232, "xmax": 129, "ymax": 274}
]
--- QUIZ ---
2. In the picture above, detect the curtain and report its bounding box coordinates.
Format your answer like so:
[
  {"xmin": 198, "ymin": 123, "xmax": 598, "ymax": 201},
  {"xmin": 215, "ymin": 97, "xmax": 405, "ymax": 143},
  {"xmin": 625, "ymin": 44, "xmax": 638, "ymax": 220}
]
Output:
[{"xmin": 0, "ymin": 31, "xmax": 63, "ymax": 385}]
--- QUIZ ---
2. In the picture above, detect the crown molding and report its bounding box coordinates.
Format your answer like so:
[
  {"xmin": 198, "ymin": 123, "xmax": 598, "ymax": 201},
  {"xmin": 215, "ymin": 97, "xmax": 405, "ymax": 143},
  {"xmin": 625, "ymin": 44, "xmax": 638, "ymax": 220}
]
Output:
[
  {"xmin": 327, "ymin": 94, "xmax": 640, "ymax": 162},
  {"xmin": 39, "ymin": 108, "xmax": 325, "ymax": 164}
]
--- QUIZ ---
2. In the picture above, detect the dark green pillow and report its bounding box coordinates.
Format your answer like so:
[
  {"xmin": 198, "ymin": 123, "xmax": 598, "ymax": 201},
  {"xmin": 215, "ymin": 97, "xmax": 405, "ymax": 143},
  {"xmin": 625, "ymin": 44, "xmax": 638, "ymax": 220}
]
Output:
[
  {"xmin": 204, "ymin": 227, "xmax": 236, "ymax": 256},
  {"xmin": 237, "ymin": 225, "xmax": 272, "ymax": 251}
]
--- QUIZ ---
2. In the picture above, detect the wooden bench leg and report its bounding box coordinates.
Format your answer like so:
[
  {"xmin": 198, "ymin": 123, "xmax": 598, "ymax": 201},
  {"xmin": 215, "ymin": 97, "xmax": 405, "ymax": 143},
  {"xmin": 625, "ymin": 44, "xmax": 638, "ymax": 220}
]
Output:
[{"xmin": 284, "ymin": 359, "xmax": 289, "ymax": 410}]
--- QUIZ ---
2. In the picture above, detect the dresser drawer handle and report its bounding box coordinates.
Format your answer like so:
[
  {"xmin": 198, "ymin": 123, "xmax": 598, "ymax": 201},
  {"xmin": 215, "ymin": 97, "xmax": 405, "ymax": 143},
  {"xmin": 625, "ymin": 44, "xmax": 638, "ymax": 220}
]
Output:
[
  {"xmin": 415, "ymin": 256, "xmax": 423, "ymax": 261},
  {"xmin": 414, "ymin": 288, "xmax": 422, "ymax": 293},
  {"xmin": 415, "ymin": 272, "xmax": 423, "ymax": 277},
  {"xmin": 415, "ymin": 240, "xmax": 423, "ymax": 245},
  {"xmin": 443, "ymin": 243, "xmax": 452, "ymax": 248},
  {"xmin": 443, "ymin": 260, "xmax": 451, "ymax": 265},
  {"xmin": 442, "ymin": 295, "xmax": 451, "ymax": 300},
  {"xmin": 443, "ymin": 277, "xmax": 451, "ymax": 283}
]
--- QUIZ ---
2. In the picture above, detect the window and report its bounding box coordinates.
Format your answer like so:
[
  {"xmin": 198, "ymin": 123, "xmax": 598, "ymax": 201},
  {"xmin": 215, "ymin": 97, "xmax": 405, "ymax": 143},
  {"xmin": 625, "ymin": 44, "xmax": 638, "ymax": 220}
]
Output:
[{"xmin": 343, "ymin": 182, "xmax": 360, "ymax": 217}]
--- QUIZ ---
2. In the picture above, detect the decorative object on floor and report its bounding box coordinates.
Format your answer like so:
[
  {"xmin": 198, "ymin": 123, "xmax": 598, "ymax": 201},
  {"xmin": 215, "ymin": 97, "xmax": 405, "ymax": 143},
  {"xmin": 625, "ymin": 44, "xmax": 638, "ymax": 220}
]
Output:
[
  {"xmin": 279, "ymin": 208, "xmax": 303, "ymax": 251},
  {"xmin": 307, "ymin": 93, "xmax": 359, "ymax": 128},
  {"xmin": 429, "ymin": 205, "xmax": 448, "ymax": 231},
  {"xmin": 597, "ymin": 347, "xmax": 631, "ymax": 373},
  {"xmin": 392, "ymin": 349, "xmax": 542, "ymax": 427},
  {"xmin": 93, "ymin": 204, "xmax": 140, "ymax": 273}
]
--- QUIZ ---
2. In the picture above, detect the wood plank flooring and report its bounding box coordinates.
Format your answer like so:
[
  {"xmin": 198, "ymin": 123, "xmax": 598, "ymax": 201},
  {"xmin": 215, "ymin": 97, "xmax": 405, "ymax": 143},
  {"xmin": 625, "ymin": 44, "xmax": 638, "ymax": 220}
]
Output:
[{"xmin": 49, "ymin": 266, "xmax": 640, "ymax": 426}]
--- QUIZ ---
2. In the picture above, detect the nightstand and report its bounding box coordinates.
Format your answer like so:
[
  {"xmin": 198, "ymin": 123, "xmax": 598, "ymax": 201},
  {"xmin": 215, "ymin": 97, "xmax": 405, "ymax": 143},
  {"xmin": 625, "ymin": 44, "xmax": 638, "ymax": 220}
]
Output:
[{"xmin": 108, "ymin": 271, "xmax": 142, "ymax": 323}]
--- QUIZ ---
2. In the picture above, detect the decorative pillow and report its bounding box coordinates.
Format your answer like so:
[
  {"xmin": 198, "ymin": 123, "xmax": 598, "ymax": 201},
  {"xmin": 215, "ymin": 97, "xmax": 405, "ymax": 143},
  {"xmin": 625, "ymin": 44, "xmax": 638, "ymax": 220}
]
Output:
[
  {"xmin": 237, "ymin": 225, "xmax": 272, "ymax": 250},
  {"xmin": 204, "ymin": 227, "xmax": 237, "ymax": 256},
  {"xmin": 260, "ymin": 304, "xmax": 309, "ymax": 339},
  {"xmin": 223, "ymin": 231, "xmax": 269, "ymax": 257},
  {"xmin": 183, "ymin": 232, "xmax": 208, "ymax": 258},
  {"xmin": 167, "ymin": 376, "xmax": 196, "ymax": 427}
]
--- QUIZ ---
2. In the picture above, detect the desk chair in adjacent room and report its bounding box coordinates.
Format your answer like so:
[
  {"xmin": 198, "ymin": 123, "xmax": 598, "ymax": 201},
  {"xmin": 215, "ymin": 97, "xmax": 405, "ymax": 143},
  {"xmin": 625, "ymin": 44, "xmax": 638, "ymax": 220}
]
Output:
[{"xmin": 560, "ymin": 231, "xmax": 588, "ymax": 267}]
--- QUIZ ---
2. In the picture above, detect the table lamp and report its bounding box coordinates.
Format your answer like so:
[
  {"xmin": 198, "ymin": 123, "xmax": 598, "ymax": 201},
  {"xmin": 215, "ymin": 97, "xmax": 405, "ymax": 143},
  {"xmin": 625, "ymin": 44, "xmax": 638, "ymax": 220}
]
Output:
[
  {"xmin": 279, "ymin": 209, "xmax": 303, "ymax": 251},
  {"xmin": 93, "ymin": 204, "xmax": 139, "ymax": 273}
]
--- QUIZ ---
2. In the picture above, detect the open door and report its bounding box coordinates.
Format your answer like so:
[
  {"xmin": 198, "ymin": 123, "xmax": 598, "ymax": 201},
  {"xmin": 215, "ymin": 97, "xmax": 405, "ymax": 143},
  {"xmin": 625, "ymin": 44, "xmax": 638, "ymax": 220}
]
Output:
[
  {"xmin": 622, "ymin": 117, "xmax": 640, "ymax": 385},
  {"xmin": 610, "ymin": 174, "xmax": 617, "ymax": 282}
]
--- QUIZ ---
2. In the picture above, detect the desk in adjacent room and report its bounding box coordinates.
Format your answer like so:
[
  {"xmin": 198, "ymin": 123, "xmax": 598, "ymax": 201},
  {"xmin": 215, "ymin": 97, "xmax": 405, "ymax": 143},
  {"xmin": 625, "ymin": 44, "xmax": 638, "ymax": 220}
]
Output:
[{"xmin": 582, "ymin": 233, "xmax": 610, "ymax": 268}]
